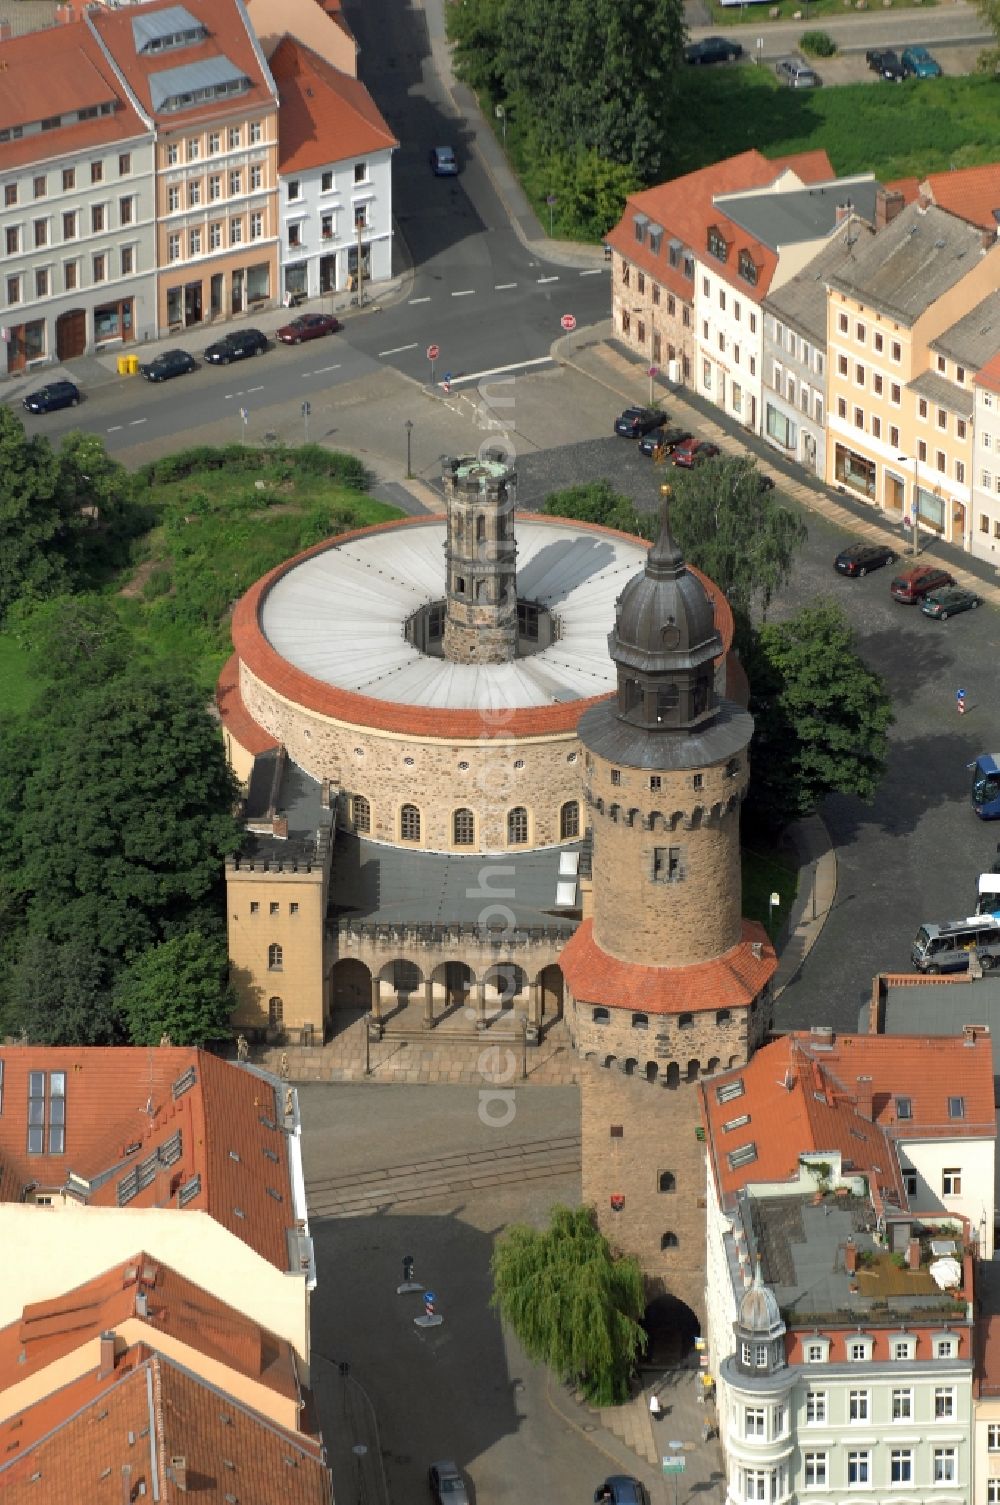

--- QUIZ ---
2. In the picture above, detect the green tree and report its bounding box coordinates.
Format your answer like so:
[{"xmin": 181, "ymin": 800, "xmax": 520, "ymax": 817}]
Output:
[
  {"xmin": 668, "ymin": 457, "xmax": 807, "ymax": 628},
  {"xmin": 491, "ymin": 1204, "xmax": 646, "ymax": 1404},
  {"xmin": 12, "ymin": 662, "xmax": 241, "ymax": 969},
  {"xmin": 975, "ymin": 0, "xmax": 1000, "ymax": 73},
  {"xmin": 6, "ymin": 935, "xmax": 121, "ymax": 1044},
  {"xmin": 0, "ymin": 408, "xmax": 79, "ymax": 622},
  {"xmin": 744, "ymin": 601, "xmax": 893, "ymax": 830},
  {"xmin": 115, "ymin": 929, "xmax": 234, "ymax": 1045},
  {"xmin": 9, "ymin": 593, "xmax": 133, "ymax": 688},
  {"xmin": 543, "ymin": 480, "xmax": 655, "ymax": 539}
]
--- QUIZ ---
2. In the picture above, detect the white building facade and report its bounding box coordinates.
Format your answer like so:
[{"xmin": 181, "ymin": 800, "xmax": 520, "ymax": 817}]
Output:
[
  {"xmin": 693, "ymin": 250, "xmax": 765, "ymax": 435},
  {"xmin": 971, "ymin": 368, "xmax": 1000, "ymax": 564}
]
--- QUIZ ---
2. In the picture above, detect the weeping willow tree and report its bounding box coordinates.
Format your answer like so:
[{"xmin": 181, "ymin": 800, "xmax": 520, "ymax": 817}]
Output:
[{"xmin": 491, "ymin": 1205, "xmax": 646, "ymax": 1404}]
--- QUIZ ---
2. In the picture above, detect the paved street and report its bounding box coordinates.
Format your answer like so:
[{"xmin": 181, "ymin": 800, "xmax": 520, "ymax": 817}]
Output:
[{"xmin": 687, "ymin": 0, "xmax": 990, "ymax": 59}]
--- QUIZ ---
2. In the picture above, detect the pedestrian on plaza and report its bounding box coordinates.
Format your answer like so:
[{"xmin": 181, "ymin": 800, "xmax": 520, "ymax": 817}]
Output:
[{"xmin": 650, "ymin": 1391, "xmax": 662, "ymax": 1420}]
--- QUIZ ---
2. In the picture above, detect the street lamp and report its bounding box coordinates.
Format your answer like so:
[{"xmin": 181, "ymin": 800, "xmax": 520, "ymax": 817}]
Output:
[
  {"xmin": 405, "ymin": 419, "xmax": 413, "ymax": 479},
  {"xmin": 897, "ymin": 453, "xmax": 919, "ymax": 556},
  {"xmin": 768, "ymin": 890, "xmax": 780, "ymax": 935}
]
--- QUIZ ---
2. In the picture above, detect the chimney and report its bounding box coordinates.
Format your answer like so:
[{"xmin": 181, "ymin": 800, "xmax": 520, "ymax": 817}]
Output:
[
  {"xmin": 875, "ymin": 185, "xmax": 906, "ymax": 231},
  {"xmin": 835, "ymin": 200, "xmax": 853, "ymax": 227},
  {"xmin": 845, "ymin": 1238, "xmax": 858, "ymax": 1274},
  {"xmin": 907, "ymin": 1237, "xmax": 921, "ymax": 1270},
  {"xmin": 810, "ymin": 1026, "xmax": 834, "ymax": 1046},
  {"xmin": 981, "ymin": 227, "xmax": 997, "ymax": 253},
  {"xmin": 854, "ymin": 1075, "xmax": 873, "ymax": 1119},
  {"xmin": 135, "ymin": 1289, "xmax": 148, "ymax": 1319},
  {"xmin": 170, "ymin": 1457, "xmax": 188, "ymax": 1493},
  {"xmin": 99, "ymin": 1331, "xmax": 116, "ymax": 1378}
]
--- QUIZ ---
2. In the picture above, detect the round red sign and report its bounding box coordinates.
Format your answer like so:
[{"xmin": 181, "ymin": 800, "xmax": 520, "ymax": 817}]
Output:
[
  {"xmin": 560, "ymin": 315, "xmax": 576, "ymax": 332},
  {"xmin": 426, "ymin": 344, "xmax": 440, "ymax": 360}
]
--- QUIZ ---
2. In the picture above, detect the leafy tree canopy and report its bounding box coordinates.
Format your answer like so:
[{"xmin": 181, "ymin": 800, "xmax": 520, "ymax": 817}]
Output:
[
  {"xmin": 115, "ymin": 929, "xmax": 234, "ymax": 1046},
  {"xmin": 8, "ymin": 593, "xmax": 133, "ymax": 689},
  {"xmin": 543, "ymin": 480, "xmax": 655, "ymax": 538},
  {"xmin": 10, "ymin": 661, "xmax": 241, "ymax": 969},
  {"xmin": 976, "ymin": 0, "xmax": 1000, "ymax": 72},
  {"xmin": 667, "ymin": 456, "xmax": 807, "ymax": 628},
  {"xmin": 744, "ymin": 601, "xmax": 893, "ymax": 830},
  {"xmin": 491, "ymin": 1204, "xmax": 646, "ymax": 1404},
  {"xmin": 0, "ymin": 408, "xmax": 80, "ymax": 622},
  {"xmin": 7, "ymin": 935, "xmax": 121, "ymax": 1045}
]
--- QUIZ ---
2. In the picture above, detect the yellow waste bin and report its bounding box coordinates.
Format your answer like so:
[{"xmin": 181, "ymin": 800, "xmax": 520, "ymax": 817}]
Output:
[
  {"xmin": 117, "ymin": 355, "xmax": 129, "ymax": 376},
  {"xmin": 125, "ymin": 354, "xmax": 140, "ymax": 375}
]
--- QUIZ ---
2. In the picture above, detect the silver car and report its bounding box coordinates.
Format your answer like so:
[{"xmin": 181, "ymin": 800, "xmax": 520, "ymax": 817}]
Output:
[
  {"xmin": 775, "ymin": 56, "xmax": 820, "ymax": 87},
  {"xmin": 429, "ymin": 1460, "xmax": 469, "ymax": 1505}
]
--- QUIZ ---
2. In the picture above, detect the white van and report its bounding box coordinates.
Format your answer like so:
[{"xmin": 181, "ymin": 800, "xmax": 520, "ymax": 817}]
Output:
[{"xmin": 912, "ymin": 915, "xmax": 1000, "ymax": 973}]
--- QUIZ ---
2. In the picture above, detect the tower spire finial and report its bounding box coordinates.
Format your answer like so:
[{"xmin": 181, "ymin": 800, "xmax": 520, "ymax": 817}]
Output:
[{"xmin": 645, "ymin": 483, "xmax": 684, "ymax": 581}]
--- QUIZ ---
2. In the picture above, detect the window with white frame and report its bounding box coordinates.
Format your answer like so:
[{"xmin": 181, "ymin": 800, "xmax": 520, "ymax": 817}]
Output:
[
  {"xmin": 847, "ymin": 1451, "xmax": 871, "ymax": 1487},
  {"xmin": 934, "ymin": 1336, "xmax": 957, "ymax": 1358},
  {"xmin": 167, "ymin": 233, "xmax": 180, "ymax": 262},
  {"xmin": 892, "ymin": 1337, "xmax": 915, "ymax": 1361},
  {"xmin": 988, "ymin": 1424, "xmax": 1000, "ymax": 1452},
  {"xmin": 805, "ymin": 1391, "xmax": 827, "ymax": 1424},
  {"xmin": 890, "ymin": 1450, "xmax": 914, "ymax": 1485},
  {"xmin": 942, "ymin": 1168, "xmax": 961, "ymax": 1195},
  {"xmin": 891, "ymin": 1388, "xmax": 913, "ymax": 1421},
  {"xmin": 745, "ymin": 1407, "xmax": 765, "ymax": 1438},
  {"xmin": 849, "ymin": 1338, "xmax": 872, "ymax": 1361},
  {"xmin": 934, "ymin": 1387, "xmax": 955, "ymax": 1419},
  {"xmin": 805, "ymin": 1341, "xmax": 828, "ymax": 1363},
  {"xmin": 933, "ymin": 1448, "xmax": 956, "ymax": 1484},
  {"xmin": 804, "ymin": 1454, "xmax": 827, "ymax": 1489},
  {"xmin": 988, "ymin": 1482, "xmax": 1000, "ymax": 1505},
  {"xmin": 849, "ymin": 1391, "xmax": 870, "ymax": 1422}
]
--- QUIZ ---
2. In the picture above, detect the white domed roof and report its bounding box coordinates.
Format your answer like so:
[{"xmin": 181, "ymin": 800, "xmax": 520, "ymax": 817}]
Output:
[{"xmin": 737, "ymin": 1264, "xmax": 784, "ymax": 1338}]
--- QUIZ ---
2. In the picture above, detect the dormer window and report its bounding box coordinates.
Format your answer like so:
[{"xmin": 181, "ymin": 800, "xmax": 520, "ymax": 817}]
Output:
[
  {"xmin": 682, "ymin": 252, "xmax": 695, "ymax": 280},
  {"xmin": 739, "ymin": 250, "xmax": 759, "ymax": 286},
  {"xmin": 634, "ymin": 213, "xmax": 648, "ymax": 244},
  {"xmin": 707, "ymin": 225, "xmax": 729, "ymax": 263}
]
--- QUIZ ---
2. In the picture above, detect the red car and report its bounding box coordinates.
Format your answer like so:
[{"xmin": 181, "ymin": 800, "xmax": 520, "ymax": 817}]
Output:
[
  {"xmin": 276, "ymin": 313, "xmax": 342, "ymax": 344},
  {"xmin": 889, "ymin": 565, "xmax": 954, "ymax": 603},
  {"xmin": 672, "ymin": 438, "xmax": 721, "ymax": 469}
]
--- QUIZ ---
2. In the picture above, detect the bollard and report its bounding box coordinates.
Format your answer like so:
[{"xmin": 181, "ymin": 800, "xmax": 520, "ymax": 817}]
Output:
[{"xmin": 397, "ymin": 1253, "xmax": 424, "ymax": 1295}]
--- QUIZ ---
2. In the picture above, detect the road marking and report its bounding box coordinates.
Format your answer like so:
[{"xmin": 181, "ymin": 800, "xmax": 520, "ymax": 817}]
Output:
[
  {"xmin": 378, "ymin": 343, "xmax": 418, "ymax": 357},
  {"xmin": 579, "ymin": 268, "xmax": 605, "ymax": 276},
  {"xmin": 107, "ymin": 424, "xmax": 123, "ymax": 432},
  {"xmin": 408, "ymin": 296, "xmax": 431, "ymax": 305},
  {"xmin": 304, "ymin": 364, "xmax": 341, "ymax": 376},
  {"xmin": 246, "ymin": 385, "xmax": 264, "ymax": 393},
  {"xmin": 451, "ymin": 289, "xmax": 475, "ymax": 297},
  {"xmin": 537, "ymin": 275, "xmax": 560, "ymax": 283},
  {"xmin": 129, "ymin": 418, "xmax": 147, "ymax": 426},
  {"xmin": 446, "ymin": 355, "xmax": 554, "ymax": 387},
  {"xmin": 494, "ymin": 282, "xmax": 517, "ymax": 290}
]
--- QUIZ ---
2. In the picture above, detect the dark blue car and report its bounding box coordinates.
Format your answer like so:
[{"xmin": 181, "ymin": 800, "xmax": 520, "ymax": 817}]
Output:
[{"xmin": 22, "ymin": 380, "xmax": 80, "ymax": 413}]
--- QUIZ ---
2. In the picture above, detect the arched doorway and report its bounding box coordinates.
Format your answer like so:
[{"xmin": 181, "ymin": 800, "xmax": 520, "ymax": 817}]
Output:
[
  {"xmin": 330, "ymin": 958, "xmax": 372, "ymax": 1012},
  {"xmin": 540, "ymin": 964, "xmax": 564, "ymax": 1020},
  {"xmin": 642, "ymin": 1291, "xmax": 701, "ymax": 1367},
  {"xmin": 56, "ymin": 309, "xmax": 86, "ymax": 360},
  {"xmin": 376, "ymin": 958, "xmax": 423, "ymax": 1018},
  {"xmin": 432, "ymin": 961, "xmax": 474, "ymax": 1013},
  {"xmin": 483, "ymin": 963, "xmax": 526, "ymax": 1013}
]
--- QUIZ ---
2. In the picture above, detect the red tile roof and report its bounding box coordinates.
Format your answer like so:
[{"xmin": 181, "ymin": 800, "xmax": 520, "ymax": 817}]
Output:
[
  {"xmin": 0, "ymin": 1254, "xmax": 300, "ymax": 1405},
  {"xmin": 976, "ymin": 349, "xmax": 1000, "ymax": 394},
  {"xmin": 229, "ymin": 513, "xmax": 737, "ymax": 740},
  {"xmin": 88, "ymin": 0, "xmax": 275, "ymax": 128},
  {"xmin": 0, "ymin": 1047, "xmax": 297, "ymax": 1273},
  {"xmin": 0, "ymin": 1346, "xmax": 329, "ymax": 1502},
  {"xmin": 0, "ymin": 20, "xmax": 148, "ymax": 169},
  {"xmin": 701, "ymin": 1031, "xmax": 995, "ymax": 1208},
  {"xmin": 270, "ymin": 37, "xmax": 396, "ymax": 172},
  {"xmin": 217, "ymin": 651, "xmax": 279, "ymax": 755},
  {"xmin": 701, "ymin": 1035, "xmax": 907, "ymax": 1210},
  {"xmin": 918, "ymin": 162, "xmax": 1000, "ymax": 232},
  {"xmin": 559, "ymin": 918, "xmax": 776, "ymax": 1015},
  {"xmin": 607, "ymin": 149, "xmax": 835, "ymax": 304}
]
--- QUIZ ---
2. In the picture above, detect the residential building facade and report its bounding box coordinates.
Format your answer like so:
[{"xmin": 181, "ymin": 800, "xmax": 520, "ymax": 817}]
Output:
[
  {"xmin": 0, "ymin": 21, "xmax": 156, "ymax": 370},
  {"xmin": 270, "ymin": 37, "xmax": 396, "ymax": 299},
  {"xmin": 88, "ymin": 0, "xmax": 281, "ymax": 331},
  {"xmin": 973, "ymin": 354, "xmax": 1000, "ymax": 562},
  {"xmin": 825, "ymin": 202, "xmax": 1000, "ymax": 545}
]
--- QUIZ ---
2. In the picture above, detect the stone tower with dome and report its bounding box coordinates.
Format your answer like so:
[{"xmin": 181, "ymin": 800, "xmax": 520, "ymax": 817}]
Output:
[{"xmin": 560, "ymin": 493, "xmax": 777, "ymax": 1330}]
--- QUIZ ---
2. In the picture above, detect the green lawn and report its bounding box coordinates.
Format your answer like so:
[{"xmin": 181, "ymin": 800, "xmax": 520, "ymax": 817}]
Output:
[
  {"xmin": 0, "ymin": 632, "xmax": 37, "ymax": 718},
  {"xmin": 665, "ymin": 69, "xmax": 999, "ymax": 181},
  {"xmin": 742, "ymin": 842, "xmax": 799, "ymax": 940},
  {"xmin": 707, "ymin": 0, "xmax": 935, "ymax": 22}
]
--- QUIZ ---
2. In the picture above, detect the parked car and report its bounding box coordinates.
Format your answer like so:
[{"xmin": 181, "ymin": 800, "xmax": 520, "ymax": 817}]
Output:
[
  {"xmin": 684, "ymin": 35, "xmax": 742, "ymax": 64},
  {"xmin": 834, "ymin": 541, "xmax": 896, "ymax": 577},
  {"xmin": 429, "ymin": 146, "xmax": 458, "ymax": 176},
  {"xmin": 866, "ymin": 47, "xmax": 905, "ymax": 81},
  {"xmin": 639, "ymin": 425, "xmax": 691, "ymax": 457},
  {"xmin": 890, "ymin": 565, "xmax": 955, "ymax": 603},
  {"xmin": 775, "ymin": 56, "xmax": 820, "ymax": 87},
  {"xmin": 428, "ymin": 1461, "xmax": 469, "ymax": 1505},
  {"xmin": 901, "ymin": 45, "xmax": 942, "ymax": 77},
  {"xmin": 276, "ymin": 312, "xmax": 341, "ymax": 344},
  {"xmin": 672, "ymin": 438, "xmax": 721, "ymax": 468},
  {"xmin": 22, "ymin": 380, "xmax": 80, "ymax": 413},
  {"xmin": 138, "ymin": 348, "xmax": 196, "ymax": 382},
  {"xmin": 920, "ymin": 585, "xmax": 982, "ymax": 619},
  {"xmin": 615, "ymin": 406, "xmax": 666, "ymax": 438},
  {"xmin": 203, "ymin": 328, "xmax": 268, "ymax": 364},
  {"xmin": 595, "ymin": 1477, "xmax": 651, "ymax": 1505}
]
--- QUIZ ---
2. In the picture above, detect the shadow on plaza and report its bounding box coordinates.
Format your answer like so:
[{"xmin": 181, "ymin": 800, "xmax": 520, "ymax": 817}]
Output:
[
  {"xmin": 822, "ymin": 726, "xmax": 986, "ymax": 848},
  {"xmin": 310, "ymin": 1209, "xmax": 517, "ymax": 1505}
]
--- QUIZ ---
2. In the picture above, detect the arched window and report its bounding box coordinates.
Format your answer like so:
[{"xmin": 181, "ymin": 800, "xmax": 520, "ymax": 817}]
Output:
[
  {"xmin": 661, "ymin": 1232, "xmax": 679, "ymax": 1250},
  {"xmin": 400, "ymin": 804, "xmax": 421, "ymax": 842},
  {"xmin": 658, "ymin": 1171, "xmax": 676, "ymax": 1193},
  {"xmin": 560, "ymin": 801, "xmax": 580, "ymax": 840},
  {"xmin": 453, "ymin": 808, "xmax": 475, "ymax": 846},
  {"xmin": 687, "ymin": 1059, "xmax": 700, "ymax": 1082},
  {"xmin": 476, "ymin": 514, "xmax": 486, "ymax": 543},
  {"xmin": 508, "ymin": 806, "xmax": 528, "ymax": 845},
  {"xmin": 353, "ymin": 794, "xmax": 371, "ymax": 833},
  {"xmin": 632, "ymin": 1012, "xmax": 649, "ymax": 1031},
  {"xmin": 267, "ymin": 943, "xmax": 283, "ymax": 971},
  {"xmin": 268, "ymin": 996, "xmax": 283, "ymax": 1027}
]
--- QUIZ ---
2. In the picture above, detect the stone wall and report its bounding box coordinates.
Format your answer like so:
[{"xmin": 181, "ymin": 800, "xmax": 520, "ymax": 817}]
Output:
[
  {"xmin": 584, "ymin": 745, "xmax": 750, "ymax": 967},
  {"xmin": 239, "ymin": 661, "xmax": 585, "ymax": 852},
  {"xmin": 580, "ymin": 1061, "xmax": 710, "ymax": 1323},
  {"xmin": 611, "ymin": 250, "xmax": 695, "ymax": 384},
  {"xmin": 227, "ymin": 860, "xmax": 329, "ymax": 1040},
  {"xmin": 573, "ymin": 998, "xmax": 752, "ymax": 1081}
]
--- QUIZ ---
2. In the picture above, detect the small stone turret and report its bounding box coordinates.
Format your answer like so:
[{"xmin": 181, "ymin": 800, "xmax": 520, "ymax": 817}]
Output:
[{"xmin": 442, "ymin": 454, "xmax": 517, "ymax": 663}]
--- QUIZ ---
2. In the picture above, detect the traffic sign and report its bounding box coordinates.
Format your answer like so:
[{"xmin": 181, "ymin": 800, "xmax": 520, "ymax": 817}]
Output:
[
  {"xmin": 663, "ymin": 1457, "xmax": 687, "ymax": 1474},
  {"xmin": 560, "ymin": 314, "xmax": 576, "ymax": 332},
  {"xmin": 426, "ymin": 344, "xmax": 440, "ymax": 361},
  {"xmin": 648, "ymin": 365, "xmax": 659, "ymax": 377},
  {"xmin": 301, "ymin": 400, "xmax": 311, "ymax": 417},
  {"xmin": 546, "ymin": 194, "xmax": 558, "ymax": 206}
]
